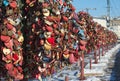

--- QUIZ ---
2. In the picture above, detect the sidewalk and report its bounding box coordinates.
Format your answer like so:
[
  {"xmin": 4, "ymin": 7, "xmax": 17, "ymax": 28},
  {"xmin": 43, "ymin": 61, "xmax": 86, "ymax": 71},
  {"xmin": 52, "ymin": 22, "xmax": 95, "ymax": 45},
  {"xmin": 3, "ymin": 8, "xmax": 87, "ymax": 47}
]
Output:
[
  {"xmin": 84, "ymin": 44, "xmax": 120, "ymax": 81},
  {"xmin": 46, "ymin": 44, "xmax": 120, "ymax": 81}
]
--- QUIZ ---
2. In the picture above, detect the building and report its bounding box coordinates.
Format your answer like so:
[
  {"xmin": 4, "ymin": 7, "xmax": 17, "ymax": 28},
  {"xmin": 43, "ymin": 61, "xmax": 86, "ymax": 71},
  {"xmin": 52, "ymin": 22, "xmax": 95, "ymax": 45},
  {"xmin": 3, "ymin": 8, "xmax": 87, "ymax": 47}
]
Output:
[
  {"xmin": 110, "ymin": 18, "xmax": 120, "ymax": 26},
  {"xmin": 110, "ymin": 17, "xmax": 120, "ymax": 40}
]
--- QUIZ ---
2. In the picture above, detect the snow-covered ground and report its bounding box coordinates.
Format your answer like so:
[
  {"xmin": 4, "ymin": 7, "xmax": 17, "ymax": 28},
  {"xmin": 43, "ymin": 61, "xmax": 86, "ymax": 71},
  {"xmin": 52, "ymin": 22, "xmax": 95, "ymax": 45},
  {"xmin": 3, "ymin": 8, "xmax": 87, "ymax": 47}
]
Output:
[
  {"xmin": 45, "ymin": 43, "xmax": 120, "ymax": 81},
  {"xmin": 84, "ymin": 44, "xmax": 120, "ymax": 81}
]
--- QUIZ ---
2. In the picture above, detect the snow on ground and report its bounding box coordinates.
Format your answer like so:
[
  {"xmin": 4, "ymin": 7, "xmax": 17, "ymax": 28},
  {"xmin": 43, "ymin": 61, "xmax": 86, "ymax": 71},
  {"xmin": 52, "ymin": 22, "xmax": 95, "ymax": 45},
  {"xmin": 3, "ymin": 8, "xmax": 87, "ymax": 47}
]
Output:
[
  {"xmin": 85, "ymin": 44, "xmax": 120, "ymax": 81},
  {"xmin": 45, "ymin": 43, "xmax": 120, "ymax": 81}
]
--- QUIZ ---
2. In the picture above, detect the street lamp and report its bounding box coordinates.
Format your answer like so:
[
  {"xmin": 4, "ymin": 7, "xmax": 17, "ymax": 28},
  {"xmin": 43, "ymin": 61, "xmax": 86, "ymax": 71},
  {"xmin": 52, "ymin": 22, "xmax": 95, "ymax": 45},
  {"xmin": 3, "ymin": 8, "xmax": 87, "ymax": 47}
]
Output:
[{"xmin": 85, "ymin": 8, "xmax": 96, "ymax": 13}]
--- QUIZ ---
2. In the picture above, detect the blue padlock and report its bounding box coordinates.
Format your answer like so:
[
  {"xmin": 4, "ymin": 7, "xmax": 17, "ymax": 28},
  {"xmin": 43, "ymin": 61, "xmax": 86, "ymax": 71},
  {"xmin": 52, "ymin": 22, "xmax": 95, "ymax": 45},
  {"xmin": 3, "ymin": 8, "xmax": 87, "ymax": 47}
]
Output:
[{"xmin": 3, "ymin": 0, "xmax": 9, "ymax": 7}]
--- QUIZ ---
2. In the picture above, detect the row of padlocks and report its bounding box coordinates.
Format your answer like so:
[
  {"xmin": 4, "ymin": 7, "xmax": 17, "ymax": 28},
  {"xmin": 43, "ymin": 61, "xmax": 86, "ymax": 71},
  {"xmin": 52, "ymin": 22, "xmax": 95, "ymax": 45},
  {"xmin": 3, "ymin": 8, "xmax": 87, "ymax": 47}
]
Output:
[{"xmin": 0, "ymin": 0, "xmax": 118, "ymax": 80}]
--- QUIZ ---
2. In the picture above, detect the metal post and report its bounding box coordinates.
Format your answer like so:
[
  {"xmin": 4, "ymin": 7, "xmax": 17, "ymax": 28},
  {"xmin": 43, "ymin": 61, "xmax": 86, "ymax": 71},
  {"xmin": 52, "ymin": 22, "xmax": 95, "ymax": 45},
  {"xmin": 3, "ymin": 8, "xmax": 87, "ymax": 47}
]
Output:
[
  {"xmin": 65, "ymin": 76, "xmax": 69, "ymax": 81},
  {"xmin": 80, "ymin": 51, "xmax": 85, "ymax": 80},
  {"xmin": 102, "ymin": 45, "xmax": 104, "ymax": 56},
  {"xmin": 107, "ymin": 0, "xmax": 110, "ymax": 27},
  {"xmin": 99, "ymin": 47, "xmax": 101, "ymax": 59},
  {"xmin": 94, "ymin": 49, "xmax": 98, "ymax": 64},
  {"xmin": 90, "ymin": 58, "xmax": 92, "ymax": 69}
]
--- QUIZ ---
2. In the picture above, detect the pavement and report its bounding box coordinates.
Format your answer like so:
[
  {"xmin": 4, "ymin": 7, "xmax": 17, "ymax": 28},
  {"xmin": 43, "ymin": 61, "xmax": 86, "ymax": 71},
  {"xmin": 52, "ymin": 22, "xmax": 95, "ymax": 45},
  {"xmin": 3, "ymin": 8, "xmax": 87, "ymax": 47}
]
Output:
[{"xmin": 100, "ymin": 47, "xmax": 120, "ymax": 81}]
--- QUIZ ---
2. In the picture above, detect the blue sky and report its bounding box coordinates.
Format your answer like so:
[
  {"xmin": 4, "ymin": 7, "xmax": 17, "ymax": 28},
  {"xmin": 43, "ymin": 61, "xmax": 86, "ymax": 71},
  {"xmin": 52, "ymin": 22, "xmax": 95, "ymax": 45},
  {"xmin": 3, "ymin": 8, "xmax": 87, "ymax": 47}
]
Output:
[{"xmin": 72, "ymin": 0, "xmax": 120, "ymax": 17}]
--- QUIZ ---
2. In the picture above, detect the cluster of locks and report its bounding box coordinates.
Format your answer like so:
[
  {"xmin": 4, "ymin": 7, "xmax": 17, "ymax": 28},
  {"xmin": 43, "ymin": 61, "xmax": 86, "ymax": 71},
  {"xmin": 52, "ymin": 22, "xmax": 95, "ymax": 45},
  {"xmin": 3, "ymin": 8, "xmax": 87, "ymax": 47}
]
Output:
[
  {"xmin": 0, "ymin": 0, "xmax": 24, "ymax": 80},
  {"xmin": 0, "ymin": 0, "xmax": 118, "ymax": 81}
]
